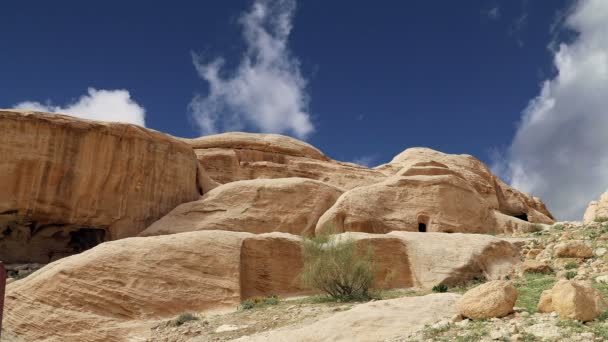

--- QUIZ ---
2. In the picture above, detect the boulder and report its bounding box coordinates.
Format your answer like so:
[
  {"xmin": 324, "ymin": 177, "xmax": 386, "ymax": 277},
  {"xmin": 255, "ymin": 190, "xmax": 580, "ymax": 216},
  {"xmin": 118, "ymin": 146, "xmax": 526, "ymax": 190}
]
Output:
[
  {"xmin": 537, "ymin": 280, "xmax": 608, "ymax": 321},
  {"xmin": 521, "ymin": 260, "xmax": 553, "ymax": 274},
  {"xmin": 583, "ymin": 192, "xmax": 608, "ymax": 223},
  {"xmin": 184, "ymin": 132, "xmax": 386, "ymax": 190},
  {"xmin": 4, "ymin": 231, "xmax": 520, "ymax": 341},
  {"xmin": 0, "ymin": 110, "xmax": 202, "ymax": 263},
  {"xmin": 140, "ymin": 178, "xmax": 343, "ymax": 237},
  {"xmin": 554, "ymin": 241, "xmax": 594, "ymax": 258},
  {"xmin": 457, "ymin": 280, "xmax": 518, "ymax": 319}
]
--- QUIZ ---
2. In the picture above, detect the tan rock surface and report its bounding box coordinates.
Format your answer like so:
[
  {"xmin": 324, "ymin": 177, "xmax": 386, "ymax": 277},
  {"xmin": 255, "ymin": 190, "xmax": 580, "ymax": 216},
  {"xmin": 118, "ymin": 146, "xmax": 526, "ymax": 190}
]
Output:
[
  {"xmin": 0, "ymin": 110, "xmax": 202, "ymax": 263},
  {"xmin": 233, "ymin": 293, "xmax": 462, "ymax": 342},
  {"xmin": 554, "ymin": 241, "xmax": 593, "ymax": 258},
  {"xmin": 386, "ymin": 232, "xmax": 520, "ymax": 287},
  {"xmin": 377, "ymin": 147, "xmax": 554, "ymax": 222},
  {"xmin": 537, "ymin": 280, "xmax": 608, "ymax": 321},
  {"xmin": 140, "ymin": 178, "xmax": 342, "ymax": 237},
  {"xmin": 184, "ymin": 132, "xmax": 387, "ymax": 190},
  {"xmin": 457, "ymin": 280, "xmax": 518, "ymax": 319},
  {"xmin": 4, "ymin": 231, "xmax": 520, "ymax": 341},
  {"xmin": 316, "ymin": 148, "xmax": 554, "ymax": 236},
  {"xmin": 521, "ymin": 260, "xmax": 552, "ymax": 274},
  {"xmin": 583, "ymin": 192, "xmax": 608, "ymax": 223}
]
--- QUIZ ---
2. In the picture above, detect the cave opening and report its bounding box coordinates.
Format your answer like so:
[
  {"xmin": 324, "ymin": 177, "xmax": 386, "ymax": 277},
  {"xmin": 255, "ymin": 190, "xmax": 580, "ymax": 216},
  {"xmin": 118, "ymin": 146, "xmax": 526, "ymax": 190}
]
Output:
[
  {"xmin": 68, "ymin": 228, "xmax": 106, "ymax": 253},
  {"xmin": 514, "ymin": 213, "xmax": 529, "ymax": 222},
  {"xmin": 418, "ymin": 223, "xmax": 427, "ymax": 232}
]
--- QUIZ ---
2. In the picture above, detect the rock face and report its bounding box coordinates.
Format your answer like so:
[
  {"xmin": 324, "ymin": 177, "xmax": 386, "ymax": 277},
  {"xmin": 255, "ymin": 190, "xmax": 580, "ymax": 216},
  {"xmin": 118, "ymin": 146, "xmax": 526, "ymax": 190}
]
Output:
[
  {"xmin": 0, "ymin": 110, "xmax": 202, "ymax": 263},
  {"xmin": 140, "ymin": 178, "xmax": 342, "ymax": 237},
  {"xmin": 583, "ymin": 192, "xmax": 608, "ymax": 223},
  {"xmin": 457, "ymin": 281, "xmax": 518, "ymax": 319},
  {"xmin": 4, "ymin": 230, "xmax": 520, "ymax": 341},
  {"xmin": 537, "ymin": 280, "xmax": 608, "ymax": 321},
  {"xmin": 316, "ymin": 148, "xmax": 554, "ymax": 235},
  {"xmin": 184, "ymin": 132, "xmax": 387, "ymax": 190}
]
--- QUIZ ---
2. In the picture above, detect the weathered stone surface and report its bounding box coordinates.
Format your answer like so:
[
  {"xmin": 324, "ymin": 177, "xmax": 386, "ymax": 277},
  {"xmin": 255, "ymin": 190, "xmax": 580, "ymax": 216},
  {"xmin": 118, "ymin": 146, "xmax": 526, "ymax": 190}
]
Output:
[
  {"xmin": 583, "ymin": 192, "xmax": 608, "ymax": 223},
  {"xmin": 316, "ymin": 148, "xmax": 554, "ymax": 236},
  {"xmin": 537, "ymin": 280, "xmax": 608, "ymax": 321},
  {"xmin": 140, "ymin": 178, "xmax": 342, "ymax": 237},
  {"xmin": 383, "ymin": 232, "xmax": 520, "ymax": 288},
  {"xmin": 4, "ymin": 231, "xmax": 520, "ymax": 341},
  {"xmin": 457, "ymin": 281, "xmax": 518, "ymax": 319},
  {"xmin": 554, "ymin": 241, "xmax": 594, "ymax": 258},
  {"xmin": 0, "ymin": 110, "xmax": 202, "ymax": 263},
  {"xmin": 234, "ymin": 293, "xmax": 462, "ymax": 342},
  {"xmin": 184, "ymin": 132, "xmax": 387, "ymax": 190},
  {"xmin": 377, "ymin": 147, "xmax": 554, "ymax": 222}
]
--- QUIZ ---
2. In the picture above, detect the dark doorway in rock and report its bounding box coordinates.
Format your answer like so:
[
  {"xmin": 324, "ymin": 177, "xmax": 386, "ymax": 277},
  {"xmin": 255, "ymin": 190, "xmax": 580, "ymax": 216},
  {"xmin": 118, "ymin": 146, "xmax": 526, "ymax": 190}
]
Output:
[
  {"xmin": 418, "ymin": 223, "xmax": 427, "ymax": 232},
  {"xmin": 514, "ymin": 213, "xmax": 529, "ymax": 222},
  {"xmin": 68, "ymin": 228, "xmax": 106, "ymax": 253}
]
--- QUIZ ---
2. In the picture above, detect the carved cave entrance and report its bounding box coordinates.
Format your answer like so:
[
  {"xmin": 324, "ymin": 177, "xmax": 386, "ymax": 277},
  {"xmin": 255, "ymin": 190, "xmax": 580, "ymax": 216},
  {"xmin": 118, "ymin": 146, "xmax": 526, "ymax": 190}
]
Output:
[{"xmin": 417, "ymin": 214, "xmax": 430, "ymax": 233}]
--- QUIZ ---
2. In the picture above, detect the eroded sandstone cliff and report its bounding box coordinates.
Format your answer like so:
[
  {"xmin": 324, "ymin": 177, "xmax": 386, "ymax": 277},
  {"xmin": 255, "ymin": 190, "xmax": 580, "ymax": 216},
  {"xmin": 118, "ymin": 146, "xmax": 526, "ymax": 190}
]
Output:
[{"xmin": 0, "ymin": 110, "xmax": 202, "ymax": 263}]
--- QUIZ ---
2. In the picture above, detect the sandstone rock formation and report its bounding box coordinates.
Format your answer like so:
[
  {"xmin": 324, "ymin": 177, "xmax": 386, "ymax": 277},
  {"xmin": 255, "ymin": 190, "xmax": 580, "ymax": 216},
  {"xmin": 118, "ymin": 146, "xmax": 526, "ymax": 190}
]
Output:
[
  {"xmin": 457, "ymin": 281, "xmax": 518, "ymax": 319},
  {"xmin": 234, "ymin": 293, "xmax": 462, "ymax": 342},
  {"xmin": 583, "ymin": 192, "xmax": 608, "ymax": 223},
  {"xmin": 4, "ymin": 230, "xmax": 521, "ymax": 341},
  {"xmin": 0, "ymin": 110, "xmax": 202, "ymax": 263},
  {"xmin": 139, "ymin": 178, "xmax": 342, "ymax": 237},
  {"xmin": 316, "ymin": 147, "xmax": 554, "ymax": 236},
  {"xmin": 183, "ymin": 132, "xmax": 387, "ymax": 190},
  {"xmin": 537, "ymin": 280, "xmax": 608, "ymax": 321}
]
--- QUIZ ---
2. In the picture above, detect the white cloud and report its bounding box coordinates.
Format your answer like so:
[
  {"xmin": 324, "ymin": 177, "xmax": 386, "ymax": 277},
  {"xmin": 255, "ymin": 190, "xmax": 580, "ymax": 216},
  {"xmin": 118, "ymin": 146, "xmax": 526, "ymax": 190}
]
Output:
[
  {"xmin": 189, "ymin": 0, "xmax": 313, "ymax": 139},
  {"xmin": 488, "ymin": 6, "xmax": 501, "ymax": 20},
  {"xmin": 503, "ymin": 0, "xmax": 608, "ymax": 221},
  {"xmin": 14, "ymin": 88, "xmax": 146, "ymax": 126},
  {"xmin": 352, "ymin": 155, "xmax": 376, "ymax": 168}
]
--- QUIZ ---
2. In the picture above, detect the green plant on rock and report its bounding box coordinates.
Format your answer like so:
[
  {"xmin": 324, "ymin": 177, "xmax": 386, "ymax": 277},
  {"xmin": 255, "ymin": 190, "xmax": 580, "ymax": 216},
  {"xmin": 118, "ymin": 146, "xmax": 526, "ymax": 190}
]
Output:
[
  {"xmin": 595, "ymin": 217, "xmax": 608, "ymax": 223},
  {"xmin": 300, "ymin": 233, "xmax": 375, "ymax": 301},
  {"xmin": 565, "ymin": 271, "xmax": 577, "ymax": 280},
  {"xmin": 564, "ymin": 262, "xmax": 578, "ymax": 270},
  {"xmin": 169, "ymin": 312, "xmax": 200, "ymax": 326},
  {"xmin": 432, "ymin": 283, "xmax": 448, "ymax": 293}
]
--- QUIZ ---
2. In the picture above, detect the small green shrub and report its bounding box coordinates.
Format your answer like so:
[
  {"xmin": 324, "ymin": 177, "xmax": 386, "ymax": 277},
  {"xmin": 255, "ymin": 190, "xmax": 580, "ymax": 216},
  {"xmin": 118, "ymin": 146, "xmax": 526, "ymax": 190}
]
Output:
[
  {"xmin": 564, "ymin": 262, "xmax": 578, "ymax": 270},
  {"xmin": 432, "ymin": 284, "xmax": 448, "ymax": 293},
  {"xmin": 595, "ymin": 217, "xmax": 608, "ymax": 223},
  {"xmin": 553, "ymin": 224, "xmax": 565, "ymax": 231},
  {"xmin": 169, "ymin": 313, "xmax": 199, "ymax": 326},
  {"xmin": 530, "ymin": 224, "xmax": 543, "ymax": 233},
  {"xmin": 241, "ymin": 295, "xmax": 280, "ymax": 310},
  {"xmin": 565, "ymin": 271, "xmax": 577, "ymax": 280},
  {"xmin": 300, "ymin": 233, "xmax": 374, "ymax": 301}
]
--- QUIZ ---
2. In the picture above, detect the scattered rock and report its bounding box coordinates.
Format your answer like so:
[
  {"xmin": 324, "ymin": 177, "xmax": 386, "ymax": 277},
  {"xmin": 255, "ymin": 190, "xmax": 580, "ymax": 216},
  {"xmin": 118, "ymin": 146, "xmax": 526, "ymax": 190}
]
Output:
[
  {"xmin": 457, "ymin": 280, "xmax": 518, "ymax": 319},
  {"xmin": 521, "ymin": 260, "xmax": 552, "ymax": 274},
  {"xmin": 537, "ymin": 280, "xmax": 608, "ymax": 321},
  {"xmin": 554, "ymin": 241, "xmax": 593, "ymax": 258}
]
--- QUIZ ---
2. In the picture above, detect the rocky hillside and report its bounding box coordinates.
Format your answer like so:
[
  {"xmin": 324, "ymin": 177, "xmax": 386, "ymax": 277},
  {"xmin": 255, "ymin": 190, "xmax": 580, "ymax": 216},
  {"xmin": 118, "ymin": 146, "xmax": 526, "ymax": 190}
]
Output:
[{"xmin": 0, "ymin": 110, "xmax": 577, "ymax": 341}]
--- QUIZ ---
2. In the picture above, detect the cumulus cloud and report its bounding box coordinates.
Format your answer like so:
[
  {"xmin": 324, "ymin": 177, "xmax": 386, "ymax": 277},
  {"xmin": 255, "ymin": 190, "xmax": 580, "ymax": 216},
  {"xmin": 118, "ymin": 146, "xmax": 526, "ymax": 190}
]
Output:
[
  {"xmin": 503, "ymin": 0, "xmax": 608, "ymax": 220},
  {"xmin": 189, "ymin": 0, "xmax": 314, "ymax": 139},
  {"xmin": 14, "ymin": 88, "xmax": 146, "ymax": 126}
]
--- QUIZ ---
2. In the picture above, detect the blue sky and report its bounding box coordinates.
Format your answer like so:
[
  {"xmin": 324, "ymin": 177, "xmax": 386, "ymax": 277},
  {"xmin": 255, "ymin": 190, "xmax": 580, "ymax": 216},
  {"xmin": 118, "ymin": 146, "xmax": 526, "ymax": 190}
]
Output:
[{"xmin": 3, "ymin": 0, "xmax": 608, "ymax": 220}]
